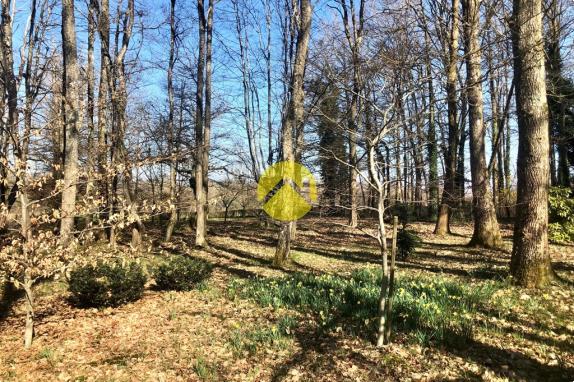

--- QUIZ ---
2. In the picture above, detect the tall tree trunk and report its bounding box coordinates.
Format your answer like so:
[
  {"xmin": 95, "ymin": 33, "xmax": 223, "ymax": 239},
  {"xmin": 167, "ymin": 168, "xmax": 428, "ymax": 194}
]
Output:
[
  {"xmin": 60, "ymin": 0, "xmax": 82, "ymax": 243},
  {"xmin": 203, "ymin": 0, "xmax": 213, "ymax": 237},
  {"xmin": 0, "ymin": 0, "xmax": 19, "ymax": 230},
  {"xmin": 274, "ymin": 0, "xmax": 312, "ymax": 267},
  {"xmin": 339, "ymin": 0, "xmax": 364, "ymax": 229},
  {"xmin": 425, "ymin": 31, "xmax": 439, "ymax": 218},
  {"xmin": 486, "ymin": 33, "xmax": 500, "ymax": 212},
  {"xmin": 96, "ymin": 0, "xmax": 110, "ymax": 241},
  {"xmin": 194, "ymin": 0, "xmax": 213, "ymax": 247},
  {"xmin": 463, "ymin": 0, "xmax": 502, "ymax": 248},
  {"xmin": 435, "ymin": 0, "xmax": 460, "ymax": 235},
  {"xmin": 116, "ymin": 0, "xmax": 141, "ymax": 249},
  {"xmin": 194, "ymin": 0, "xmax": 207, "ymax": 247},
  {"xmin": 86, "ymin": 0, "xmax": 96, "ymax": 198},
  {"xmin": 265, "ymin": 0, "xmax": 273, "ymax": 166},
  {"xmin": 510, "ymin": 0, "xmax": 554, "ymax": 287},
  {"xmin": 165, "ymin": 0, "xmax": 177, "ymax": 242}
]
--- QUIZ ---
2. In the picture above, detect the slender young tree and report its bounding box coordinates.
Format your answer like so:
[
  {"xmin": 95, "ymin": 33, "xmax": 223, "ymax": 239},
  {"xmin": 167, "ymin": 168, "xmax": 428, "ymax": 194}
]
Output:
[
  {"xmin": 165, "ymin": 0, "xmax": 178, "ymax": 242},
  {"xmin": 510, "ymin": 0, "xmax": 554, "ymax": 287},
  {"xmin": 338, "ymin": 0, "xmax": 365, "ymax": 228},
  {"xmin": 95, "ymin": 0, "xmax": 110, "ymax": 241},
  {"xmin": 86, "ymin": 0, "xmax": 96, "ymax": 197},
  {"xmin": 194, "ymin": 0, "xmax": 214, "ymax": 247}
]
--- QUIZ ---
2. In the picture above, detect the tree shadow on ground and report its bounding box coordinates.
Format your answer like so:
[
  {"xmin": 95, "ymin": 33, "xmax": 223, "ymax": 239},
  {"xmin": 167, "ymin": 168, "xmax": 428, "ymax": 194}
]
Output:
[
  {"xmin": 270, "ymin": 324, "xmax": 392, "ymax": 382},
  {"xmin": 419, "ymin": 242, "xmax": 511, "ymax": 259},
  {"xmin": 270, "ymin": 321, "xmax": 573, "ymax": 382},
  {"xmin": 0, "ymin": 282, "xmax": 23, "ymax": 323},
  {"xmin": 444, "ymin": 336, "xmax": 573, "ymax": 382}
]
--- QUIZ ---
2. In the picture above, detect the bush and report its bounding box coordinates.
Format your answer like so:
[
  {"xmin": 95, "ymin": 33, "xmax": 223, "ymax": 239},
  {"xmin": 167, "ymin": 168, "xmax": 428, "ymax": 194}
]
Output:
[
  {"xmin": 548, "ymin": 187, "xmax": 574, "ymax": 243},
  {"xmin": 154, "ymin": 256, "xmax": 213, "ymax": 291},
  {"xmin": 68, "ymin": 260, "xmax": 146, "ymax": 308},
  {"xmin": 396, "ymin": 229, "xmax": 421, "ymax": 261},
  {"xmin": 390, "ymin": 203, "xmax": 416, "ymax": 227}
]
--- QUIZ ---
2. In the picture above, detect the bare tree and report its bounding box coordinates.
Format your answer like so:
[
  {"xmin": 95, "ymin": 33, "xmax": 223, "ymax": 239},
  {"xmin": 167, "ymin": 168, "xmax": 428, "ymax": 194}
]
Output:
[
  {"xmin": 434, "ymin": 0, "xmax": 460, "ymax": 235},
  {"xmin": 194, "ymin": 0, "xmax": 214, "ymax": 248},
  {"xmin": 338, "ymin": 0, "xmax": 365, "ymax": 228},
  {"xmin": 462, "ymin": 0, "xmax": 502, "ymax": 248},
  {"xmin": 60, "ymin": 0, "xmax": 83, "ymax": 243},
  {"xmin": 274, "ymin": 0, "xmax": 312, "ymax": 267},
  {"xmin": 510, "ymin": 0, "xmax": 554, "ymax": 287},
  {"xmin": 165, "ymin": 0, "xmax": 178, "ymax": 242}
]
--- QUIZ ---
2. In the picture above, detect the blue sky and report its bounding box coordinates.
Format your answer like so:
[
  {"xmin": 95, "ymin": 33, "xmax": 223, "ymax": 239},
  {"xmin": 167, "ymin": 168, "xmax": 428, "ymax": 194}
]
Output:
[{"xmin": 9, "ymin": 0, "xmax": 574, "ymax": 187}]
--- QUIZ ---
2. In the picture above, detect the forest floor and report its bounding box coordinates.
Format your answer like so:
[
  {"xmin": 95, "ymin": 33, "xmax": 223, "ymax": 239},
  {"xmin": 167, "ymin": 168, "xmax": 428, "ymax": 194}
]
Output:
[{"xmin": 0, "ymin": 217, "xmax": 573, "ymax": 382}]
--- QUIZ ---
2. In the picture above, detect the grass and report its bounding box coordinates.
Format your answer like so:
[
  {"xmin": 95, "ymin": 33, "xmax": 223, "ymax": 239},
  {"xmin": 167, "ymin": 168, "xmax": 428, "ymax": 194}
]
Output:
[
  {"xmin": 229, "ymin": 267, "xmax": 505, "ymax": 345},
  {"xmin": 194, "ymin": 356, "xmax": 216, "ymax": 381},
  {"xmin": 36, "ymin": 347, "xmax": 55, "ymax": 361},
  {"xmin": 227, "ymin": 316, "xmax": 297, "ymax": 356}
]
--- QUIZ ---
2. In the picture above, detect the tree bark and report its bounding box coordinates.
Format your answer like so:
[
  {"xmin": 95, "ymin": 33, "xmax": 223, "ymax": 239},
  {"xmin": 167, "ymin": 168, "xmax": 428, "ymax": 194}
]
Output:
[
  {"xmin": 274, "ymin": 0, "xmax": 312, "ymax": 267},
  {"xmin": 95, "ymin": 0, "xmax": 110, "ymax": 241},
  {"xmin": 86, "ymin": 0, "xmax": 96, "ymax": 198},
  {"xmin": 510, "ymin": 0, "xmax": 554, "ymax": 287},
  {"xmin": 463, "ymin": 0, "xmax": 502, "ymax": 248},
  {"xmin": 60, "ymin": 0, "xmax": 82, "ymax": 243},
  {"xmin": 165, "ymin": 0, "xmax": 177, "ymax": 242},
  {"xmin": 435, "ymin": 0, "xmax": 460, "ymax": 235},
  {"xmin": 339, "ymin": 0, "xmax": 364, "ymax": 229},
  {"xmin": 194, "ymin": 0, "xmax": 213, "ymax": 248}
]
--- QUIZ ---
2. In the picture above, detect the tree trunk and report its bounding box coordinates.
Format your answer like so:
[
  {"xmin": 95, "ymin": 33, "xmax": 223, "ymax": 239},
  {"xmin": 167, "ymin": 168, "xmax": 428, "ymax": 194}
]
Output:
[
  {"xmin": 424, "ymin": 24, "xmax": 439, "ymax": 219},
  {"xmin": 96, "ymin": 0, "xmax": 110, "ymax": 242},
  {"xmin": 165, "ymin": 0, "xmax": 177, "ymax": 242},
  {"xmin": 203, "ymin": 0, "xmax": 213, "ymax": 236},
  {"xmin": 194, "ymin": 0, "xmax": 210, "ymax": 248},
  {"xmin": 86, "ymin": 0, "xmax": 96, "ymax": 198},
  {"xmin": 274, "ymin": 0, "xmax": 312, "ymax": 267},
  {"xmin": 22, "ymin": 272, "xmax": 34, "ymax": 348},
  {"xmin": 339, "ymin": 0, "xmax": 364, "ymax": 229},
  {"xmin": 510, "ymin": 0, "xmax": 554, "ymax": 287},
  {"xmin": 60, "ymin": 0, "xmax": 82, "ymax": 243},
  {"xmin": 435, "ymin": 0, "xmax": 460, "ymax": 235},
  {"xmin": 463, "ymin": 0, "xmax": 502, "ymax": 248}
]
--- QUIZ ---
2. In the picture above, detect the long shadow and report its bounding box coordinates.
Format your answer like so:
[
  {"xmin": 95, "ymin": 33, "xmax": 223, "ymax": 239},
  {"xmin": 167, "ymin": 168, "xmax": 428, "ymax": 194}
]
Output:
[
  {"xmin": 397, "ymin": 261, "xmax": 471, "ymax": 278},
  {"xmin": 223, "ymin": 233, "xmax": 276, "ymax": 247},
  {"xmin": 554, "ymin": 261, "xmax": 574, "ymax": 272},
  {"xmin": 213, "ymin": 262, "xmax": 260, "ymax": 279},
  {"xmin": 445, "ymin": 336, "xmax": 573, "ymax": 382},
  {"xmin": 207, "ymin": 243, "xmax": 312, "ymax": 276},
  {"xmin": 270, "ymin": 324, "xmax": 392, "ymax": 382},
  {"xmin": 290, "ymin": 245, "xmax": 382, "ymax": 265},
  {"xmin": 414, "ymin": 249, "xmax": 509, "ymax": 267},
  {"xmin": 267, "ymin": 304, "xmax": 573, "ymax": 381},
  {"xmin": 207, "ymin": 243, "xmax": 273, "ymax": 267},
  {"xmin": 494, "ymin": 323, "xmax": 574, "ymax": 354}
]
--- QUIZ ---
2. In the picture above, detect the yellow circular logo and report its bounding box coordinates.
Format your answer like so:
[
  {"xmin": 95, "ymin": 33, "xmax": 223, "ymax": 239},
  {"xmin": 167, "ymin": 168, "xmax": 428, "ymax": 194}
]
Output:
[{"xmin": 257, "ymin": 161, "xmax": 317, "ymax": 221}]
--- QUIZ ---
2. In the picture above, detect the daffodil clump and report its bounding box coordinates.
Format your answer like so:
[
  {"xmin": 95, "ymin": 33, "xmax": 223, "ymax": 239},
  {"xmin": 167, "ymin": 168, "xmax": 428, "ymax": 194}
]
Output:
[{"xmin": 229, "ymin": 268, "xmax": 503, "ymax": 345}]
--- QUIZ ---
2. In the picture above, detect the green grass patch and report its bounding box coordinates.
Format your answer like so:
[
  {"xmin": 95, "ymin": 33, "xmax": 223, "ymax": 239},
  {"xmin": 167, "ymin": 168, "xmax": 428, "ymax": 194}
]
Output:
[
  {"xmin": 194, "ymin": 356, "xmax": 217, "ymax": 381},
  {"xmin": 229, "ymin": 268, "xmax": 504, "ymax": 345},
  {"xmin": 227, "ymin": 316, "xmax": 297, "ymax": 356}
]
